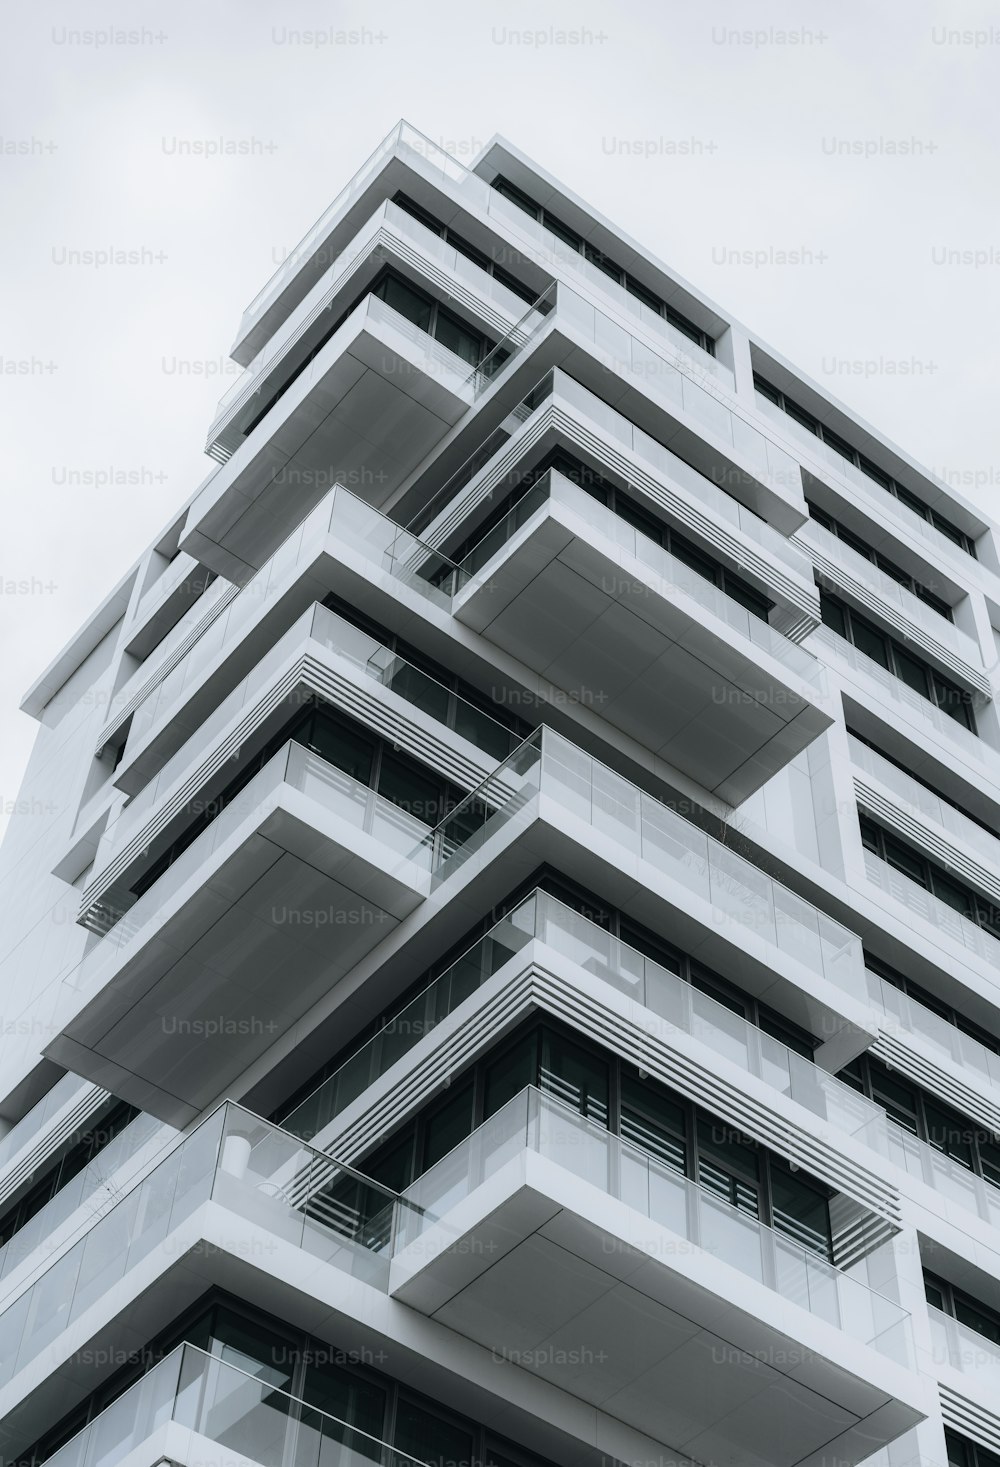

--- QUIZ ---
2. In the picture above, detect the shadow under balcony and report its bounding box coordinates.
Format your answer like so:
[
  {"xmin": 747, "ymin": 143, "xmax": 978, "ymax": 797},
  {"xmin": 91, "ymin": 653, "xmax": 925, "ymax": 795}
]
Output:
[
  {"xmin": 45, "ymin": 743, "xmax": 430, "ymax": 1126},
  {"xmin": 450, "ymin": 468, "xmax": 832, "ymax": 802},
  {"xmin": 390, "ymin": 1086, "xmax": 927, "ymax": 1467}
]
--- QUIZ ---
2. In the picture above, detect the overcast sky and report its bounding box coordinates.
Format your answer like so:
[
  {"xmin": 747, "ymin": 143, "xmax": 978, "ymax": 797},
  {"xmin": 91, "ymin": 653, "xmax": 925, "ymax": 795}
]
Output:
[{"xmin": 1, "ymin": 0, "xmax": 998, "ymax": 828}]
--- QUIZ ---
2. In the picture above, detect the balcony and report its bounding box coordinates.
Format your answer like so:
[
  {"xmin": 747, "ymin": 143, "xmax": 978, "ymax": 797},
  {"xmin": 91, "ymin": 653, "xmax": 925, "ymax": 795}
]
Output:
[
  {"xmin": 113, "ymin": 484, "xmax": 463, "ymax": 797},
  {"xmin": 82, "ymin": 600, "xmax": 520, "ymax": 931},
  {"xmin": 863, "ymin": 850, "xmax": 1000, "ymax": 974},
  {"xmin": 450, "ymin": 467, "xmax": 832, "ymax": 801},
  {"xmin": 182, "ymin": 291, "xmax": 490, "ymax": 586},
  {"xmin": 799, "ymin": 519, "xmax": 985, "ymax": 690},
  {"xmin": 207, "ymin": 198, "xmax": 537, "ymax": 463},
  {"xmin": 201, "ymin": 265, "xmax": 812, "ymax": 594},
  {"xmin": 389, "ymin": 1086, "xmax": 925, "ymax": 1467},
  {"xmin": 850, "ymin": 735, "xmax": 1000, "ymax": 934},
  {"xmin": 754, "ymin": 392, "xmax": 983, "ymax": 569},
  {"xmin": 399, "ymin": 729, "xmax": 870, "ymax": 1061},
  {"xmin": 927, "ymin": 1306, "xmax": 1000, "ymax": 1403},
  {"xmin": 42, "ymin": 1341, "xmax": 429, "ymax": 1467},
  {"xmin": 872, "ymin": 1122, "xmax": 1000, "ymax": 1233},
  {"xmin": 233, "ymin": 121, "xmax": 733, "ymax": 409},
  {"xmin": 865, "ymin": 965, "xmax": 1000, "ymax": 1096},
  {"xmin": 0, "ymin": 1110, "xmax": 163, "ymax": 1296},
  {"xmin": 413, "ymin": 368, "xmax": 818, "ymax": 637},
  {"xmin": 812, "ymin": 627, "xmax": 988, "ymax": 768},
  {"xmin": 279, "ymin": 887, "xmax": 897, "ymax": 1249},
  {"xmin": 0, "ymin": 1103, "xmax": 399, "ymax": 1461},
  {"xmin": 125, "ymin": 553, "xmax": 218, "ymax": 662},
  {"xmin": 285, "ymin": 886, "xmax": 884, "ymax": 1163},
  {"xmin": 46, "ymin": 743, "xmax": 431, "ymax": 1125}
]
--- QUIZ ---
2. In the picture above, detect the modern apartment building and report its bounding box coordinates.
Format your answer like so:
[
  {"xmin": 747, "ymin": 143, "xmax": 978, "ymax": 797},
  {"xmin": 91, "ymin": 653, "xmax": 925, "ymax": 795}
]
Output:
[{"xmin": 2, "ymin": 119, "xmax": 1000, "ymax": 1467}]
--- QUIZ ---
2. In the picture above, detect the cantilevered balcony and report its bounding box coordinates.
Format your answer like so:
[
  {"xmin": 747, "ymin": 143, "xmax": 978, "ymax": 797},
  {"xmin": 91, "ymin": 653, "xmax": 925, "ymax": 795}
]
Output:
[
  {"xmin": 81, "ymin": 600, "xmax": 520, "ymax": 932},
  {"xmin": 279, "ymin": 888, "xmax": 899, "ymax": 1256},
  {"xmin": 415, "ymin": 368, "xmax": 818, "ymax": 624},
  {"xmin": 862, "ymin": 851, "xmax": 1000, "ymax": 975},
  {"xmin": 390, "ymin": 1086, "xmax": 925, "ymax": 1467},
  {"xmin": 41, "ymin": 1342, "xmax": 430, "ymax": 1467},
  {"xmin": 402, "ymin": 728, "xmax": 871, "ymax": 1066},
  {"xmin": 0, "ymin": 1087, "xmax": 925, "ymax": 1467},
  {"xmin": 812, "ymin": 627, "xmax": 989, "ymax": 774},
  {"xmin": 111, "ymin": 484, "xmax": 464, "ymax": 797},
  {"xmin": 231, "ymin": 122, "xmax": 731, "ymax": 399},
  {"xmin": 206, "ymin": 198, "xmax": 536, "ymax": 464},
  {"xmin": 450, "ymin": 468, "xmax": 832, "ymax": 801},
  {"xmin": 0, "ymin": 1103, "xmax": 399, "ymax": 1462},
  {"xmin": 46, "ymin": 743, "xmax": 431, "ymax": 1125},
  {"xmin": 194, "ymin": 270, "xmax": 810, "ymax": 592},
  {"xmin": 183, "ymin": 280, "xmax": 552, "ymax": 586}
]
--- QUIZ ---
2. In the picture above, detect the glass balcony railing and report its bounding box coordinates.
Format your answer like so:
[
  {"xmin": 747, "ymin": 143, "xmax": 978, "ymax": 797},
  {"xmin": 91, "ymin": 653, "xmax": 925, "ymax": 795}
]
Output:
[
  {"xmin": 865, "ymin": 966, "xmax": 1000, "ymax": 1092},
  {"xmin": 863, "ymin": 850, "xmax": 1000, "ymax": 970},
  {"xmin": 70, "ymin": 740, "xmax": 433, "ymax": 986},
  {"xmin": 0, "ymin": 1113, "xmax": 163, "ymax": 1291},
  {"xmin": 282, "ymin": 888, "xmax": 883, "ymax": 1147},
  {"xmin": 0, "ymin": 1103, "xmax": 399, "ymax": 1394},
  {"xmin": 215, "ymin": 198, "xmax": 538, "ymax": 432},
  {"xmin": 811, "ymin": 626, "xmax": 985, "ymax": 758},
  {"xmin": 928, "ymin": 1304, "xmax": 1000, "ymax": 1391},
  {"xmin": 91, "ymin": 601, "xmax": 518, "ymax": 892},
  {"xmin": 546, "ymin": 371, "xmax": 810, "ymax": 574},
  {"xmin": 394, "ymin": 1084, "xmax": 912, "ymax": 1365},
  {"xmin": 800, "ymin": 520, "xmax": 981, "ymax": 669},
  {"xmin": 464, "ymin": 282, "xmax": 555, "ymax": 397},
  {"xmin": 44, "ymin": 1340, "xmax": 431, "ymax": 1467},
  {"xmin": 848, "ymin": 735, "xmax": 1000, "ymax": 874},
  {"xmin": 240, "ymin": 122, "xmax": 732, "ymax": 399},
  {"xmin": 0, "ymin": 1074, "xmax": 91, "ymax": 1184},
  {"xmin": 456, "ymin": 467, "xmax": 823, "ymax": 686},
  {"xmin": 406, "ymin": 728, "xmax": 866, "ymax": 996},
  {"xmin": 100, "ymin": 577, "xmax": 235, "ymax": 745},
  {"xmin": 363, "ymin": 293, "xmax": 482, "ymax": 389},
  {"xmin": 754, "ymin": 393, "xmax": 980, "ymax": 566},
  {"xmin": 555, "ymin": 287, "xmax": 799, "ymax": 494},
  {"xmin": 870, "ymin": 1125, "xmax": 1000, "ymax": 1229},
  {"xmin": 417, "ymin": 368, "xmax": 812, "ymax": 581},
  {"xmin": 124, "ymin": 486, "xmax": 464, "ymax": 764}
]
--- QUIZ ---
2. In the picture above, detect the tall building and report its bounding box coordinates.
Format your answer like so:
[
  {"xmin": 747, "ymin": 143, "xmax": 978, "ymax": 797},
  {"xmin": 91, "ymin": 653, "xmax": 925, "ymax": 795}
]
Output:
[{"xmin": 1, "ymin": 120, "xmax": 999, "ymax": 1467}]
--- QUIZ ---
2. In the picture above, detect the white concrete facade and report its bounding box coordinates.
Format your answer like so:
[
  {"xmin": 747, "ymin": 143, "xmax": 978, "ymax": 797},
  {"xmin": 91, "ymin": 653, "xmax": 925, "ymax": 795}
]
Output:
[{"xmin": 0, "ymin": 120, "xmax": 998, "ymax": 1467}]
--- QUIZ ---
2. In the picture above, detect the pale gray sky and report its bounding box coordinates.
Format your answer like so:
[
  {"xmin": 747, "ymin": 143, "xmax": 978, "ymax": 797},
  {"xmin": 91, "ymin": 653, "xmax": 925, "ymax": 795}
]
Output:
[{"xmin": 2, "ymin": 0, "xmax": 998, "ymax": 826}]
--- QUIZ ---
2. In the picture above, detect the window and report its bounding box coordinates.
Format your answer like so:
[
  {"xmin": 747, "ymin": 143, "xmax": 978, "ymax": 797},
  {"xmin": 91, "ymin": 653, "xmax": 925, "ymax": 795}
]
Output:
[
  {"xmin": 842, "ymin": 1053, "xmax": 1000, "ymax": 1185},
  {"xmin": 0, "ymin": 1101, "xmax": 139, "ymax": 1252},
  {"xmin": 392, "ymin": 194, "xmax": 538, "ymax": 306},
  {"xmin": 243, "ymin": 266, "xmax": 498, "ymax": 439},
  {"xmin": 927, "ymin": 1274, "xmax": 1000, "ymax": 1347},
  {"xmin": 820, "ymin": 590, "xmax": 977, "ymax": 730},
  {"xmin": 849, "ymin": 729, "xmax": 1000, "ymax": 843},
  {"xmin": 321, "ymin": 592, "xmax": 530, "ymax": 757},
  {"xmin": 20, "ymin": 1291, "xmax": 556, "ymax": 1467},
  {"xmin": 807, "ymin": 503, "xmax": 952, "ymax": 619},
  {"xmin": 371, "ymin": 271, "xmax": 491, "ymax": 367},
  {"xmin": 865, "ymin": 952, "xmax": 1000, "ymax": 1055},
  {"xmin": 273, "ymin": 867, "xmax": 817, "ymax": 1132},
  {"xmin": 356, "ymin": 1015, "xmax": 835, "ymax": 1261},
  {"xmin": 860, "ymin": 814, "xmax": 1000, "ymax": 939},
  {"xmin": 128, "ymin": 701, "xmax": 472, "ymax": 905},
  {"xmin": 947, "ymin": 1432, "xmax": 1000, "ymax": 1467},
  {"xmin": 755, "ymin": 376, "xmax": 977, "ymax": 556},
  {"xmin": 448, "ymin": 448, "xmax": 774, "ymax": 622},
  {"xmin": 491, "ymin": 176, "xmax": 715, "ymax": 354}
]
